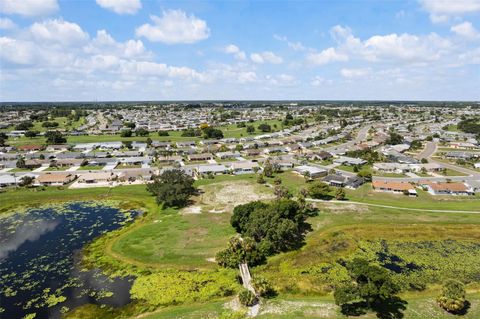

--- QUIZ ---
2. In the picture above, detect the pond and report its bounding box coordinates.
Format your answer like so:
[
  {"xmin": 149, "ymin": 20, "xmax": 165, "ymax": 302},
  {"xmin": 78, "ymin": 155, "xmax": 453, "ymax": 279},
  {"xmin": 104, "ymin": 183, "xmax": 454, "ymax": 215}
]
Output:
[{"xmin": 0, "ymin": 202, "xmax": 139, "ymax": 319}]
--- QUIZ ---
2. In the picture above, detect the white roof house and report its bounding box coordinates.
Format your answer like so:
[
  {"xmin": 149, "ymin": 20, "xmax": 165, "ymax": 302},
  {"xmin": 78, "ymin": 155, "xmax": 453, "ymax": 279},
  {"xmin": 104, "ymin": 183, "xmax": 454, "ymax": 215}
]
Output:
[{"xmin": 294, "ymin": 165, "xmax": 328, "ymax": 178}]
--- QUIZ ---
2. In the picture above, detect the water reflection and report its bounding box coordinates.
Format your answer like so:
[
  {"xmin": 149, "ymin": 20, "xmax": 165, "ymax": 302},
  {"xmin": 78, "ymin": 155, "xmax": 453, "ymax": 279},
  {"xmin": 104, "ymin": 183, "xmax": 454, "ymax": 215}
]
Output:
[{"xmin": 0, "ymin": 202, "xmax": 138, "ymax": 319}]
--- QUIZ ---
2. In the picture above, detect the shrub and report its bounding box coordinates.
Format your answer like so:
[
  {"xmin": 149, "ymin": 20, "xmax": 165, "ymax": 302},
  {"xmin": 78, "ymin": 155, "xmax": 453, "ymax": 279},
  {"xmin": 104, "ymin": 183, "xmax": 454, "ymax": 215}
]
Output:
[
  {"xmin": 238, "ymin": 289, "xmax": 257, "ymax": 306},
  {"xmin": 437, "ymin": 280, "xmax": 467, "ymax": 313},
  {"xmin": 251, "ymin": 276, "xmax": 275, "ymax": 297},
  {"xmin": 130, "ymin": 270, "xmax": 238, "ymax": 306}
]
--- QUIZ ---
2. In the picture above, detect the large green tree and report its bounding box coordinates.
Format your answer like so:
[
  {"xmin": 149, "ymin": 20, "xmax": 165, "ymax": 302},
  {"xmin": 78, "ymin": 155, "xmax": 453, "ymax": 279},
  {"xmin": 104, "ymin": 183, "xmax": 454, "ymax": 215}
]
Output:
[
  {"xmin": 230, "ymin": 199, "xmax": 316, "ymax": 256},
  {"xmin": 45, "ymin": 130, "xmax": 66, "ymax": 144},
  {"xmin": 147, "ymin": 169, "xmax": 196, "ymax": 207},
  {"xmin": 334, "ymin": 258, "xmax": 401, "ymax": 313}
]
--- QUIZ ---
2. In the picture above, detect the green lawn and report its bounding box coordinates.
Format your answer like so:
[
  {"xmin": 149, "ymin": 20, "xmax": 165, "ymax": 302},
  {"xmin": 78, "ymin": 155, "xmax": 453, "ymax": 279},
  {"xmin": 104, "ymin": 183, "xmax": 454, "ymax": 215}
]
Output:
[
  {"xmin": 335, "ymin": 164, "xmax": 370, "ymax": 173},
  {"xmin": 5, "ymin": 118, "xmax": 289, "ymax": 146},
  {"xmin": 77, "ymin": 165, "xmax": 104, "ymax": 171},
  {"xmin": 440, "ymin": 168, "xmax": 469, "ymax": 176},
  {"xmin": 373, "ymin": 172, "xmax": 407, "ymax": 178},
  {"xmin": 111, "ymin": 208, "xmax": 235, "ymax": 269},
  {"xmin": 345, "ymin": 183, "xmax": 480, "ymax": 211},
  {"xmin": 44, "ymin": 166, "xmax": 69, "ymax": 171}
]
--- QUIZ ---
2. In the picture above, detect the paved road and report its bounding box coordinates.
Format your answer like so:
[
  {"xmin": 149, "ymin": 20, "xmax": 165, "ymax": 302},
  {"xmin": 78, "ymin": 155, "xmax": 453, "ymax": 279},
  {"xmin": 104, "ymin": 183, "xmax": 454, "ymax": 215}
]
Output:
[
  {"xmin": 418, "ymin": 141, "xmax": 480, "ymax": 177},
  {"xmin": 430, "ymin": 158, "xmax": 480, "ymax": 177},
  {"xmin": 325, "ymin": 125, "xmax": 371, "ymax": 154},
  {"xmin": 417, "ymin": 141, "xmax": 437, "ymax": 159}
]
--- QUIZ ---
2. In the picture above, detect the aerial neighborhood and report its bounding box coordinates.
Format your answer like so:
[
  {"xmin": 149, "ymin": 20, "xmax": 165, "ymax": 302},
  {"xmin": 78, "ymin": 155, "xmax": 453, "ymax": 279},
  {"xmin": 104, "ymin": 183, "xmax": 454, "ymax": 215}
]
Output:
[{"xmin": 1, "ymin": 102, "xmax": 479, "ymax": 197}]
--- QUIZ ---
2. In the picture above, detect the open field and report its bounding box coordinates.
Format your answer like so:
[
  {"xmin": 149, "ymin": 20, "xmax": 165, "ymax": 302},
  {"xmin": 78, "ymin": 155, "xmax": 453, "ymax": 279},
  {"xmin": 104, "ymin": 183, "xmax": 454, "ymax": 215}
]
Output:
[
  {"xmin": 3, "ymin": 174, "xmax": 480, "ymax": 319},
  {"xmin": 134, "ymin": 294, "xmax": 480, "ymax": 319},
  {"xmin": 1, "ymin": 116, "xmax": 85, "ymax": 134},
  {"xmin": 5, "ymin": 119, "xmax": 287, "ymax": 146}
]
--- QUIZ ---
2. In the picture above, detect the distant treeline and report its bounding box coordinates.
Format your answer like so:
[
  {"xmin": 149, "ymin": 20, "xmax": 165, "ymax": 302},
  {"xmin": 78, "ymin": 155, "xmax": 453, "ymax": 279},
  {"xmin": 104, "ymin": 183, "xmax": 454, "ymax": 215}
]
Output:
[{"xmin": 0, "ymin": 100, "xmax": 478, "ymax": 111}]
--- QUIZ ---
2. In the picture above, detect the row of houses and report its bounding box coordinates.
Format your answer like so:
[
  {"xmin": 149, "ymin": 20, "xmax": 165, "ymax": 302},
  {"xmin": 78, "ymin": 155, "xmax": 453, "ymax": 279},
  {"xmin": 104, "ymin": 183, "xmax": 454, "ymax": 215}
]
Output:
[{"xmin": 372, "ymin": 180, "xmax": 476, "ymax": 196}]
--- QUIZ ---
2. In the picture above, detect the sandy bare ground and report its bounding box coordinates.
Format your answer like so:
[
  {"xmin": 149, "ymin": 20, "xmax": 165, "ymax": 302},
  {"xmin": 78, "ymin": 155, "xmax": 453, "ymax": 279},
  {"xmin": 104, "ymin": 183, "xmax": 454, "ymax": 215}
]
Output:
[
  {"xmin": 259, "ymin": 300, "xmax": 336, "ymax": 317},
  {"xmin": 181, "ymin": 180, "xmax": 274, "ymax": 214}
]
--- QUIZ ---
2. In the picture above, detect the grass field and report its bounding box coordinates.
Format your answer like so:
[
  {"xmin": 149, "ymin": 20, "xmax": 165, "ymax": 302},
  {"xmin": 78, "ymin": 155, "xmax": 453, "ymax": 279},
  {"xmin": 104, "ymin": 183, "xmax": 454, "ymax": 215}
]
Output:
[
  {"xmin": 135, "ymin": 294, "xmax": 480, "ymax": 319},
  {"xmin": 5, "ymin": 119, "xmax": 286, "ymax": 146},
  {"xmin": 1, "ymin": 116, "xmax": 85, "ymax": 134},
  {"xmin": 440, "ymin": 168, "xmax": 469, "ymax": 176},
  {"xmin": 345, "ymin": 183, "xmax": 480, "ymax": 211},
  {"xmin": 110, "ymin": 207, "xmax": 235, "ymax": 269},
  {"xmin": 3, "ymin": 174, "xmax": 480, "ymax": 319}
]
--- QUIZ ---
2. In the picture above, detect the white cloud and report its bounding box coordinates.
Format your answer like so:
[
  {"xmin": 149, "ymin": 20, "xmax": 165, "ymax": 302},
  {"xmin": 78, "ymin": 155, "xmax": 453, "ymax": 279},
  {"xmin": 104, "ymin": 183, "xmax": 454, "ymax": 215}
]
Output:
[
  {"xmin": 362, "ymin": 33, "xmax": 451, "ymax": 62},
  {"xmin": 96, "ymin": 0, "xmax": 141, "ymax": 15},
  {"xmin": 306, "ymin": 47, "xmax": 349, "ymax": 65},
  {"xmin": 273, "ymin": 34, "xmax": 306, "ymax": 51},
  {"xmin": 451, "ymin": 21, "xmax": 480, "ymax": 39},
  {"xmin": 330, "ymin": 26, "xmax": 453, "ymax": 64},
  {"xmin": 250, "ymin": 51, "xmax": 283, "ymax": 64},
  {"xmin": 0, "ymin": 18, "xmax": 16, "ymax": 29},
  {"xmin": 0, "ymin": 37, "xmax": 36, "ymax": 64},
  {"xmin": 30, "ymin": 19, "xmax": 89, "ymax": 46},
  {"xmin": 459, "ymin": 48, "xmax": 480, "ymax": 64},
  {"xmin": 266, "ymin": 74, "xmax": 296, "ymax": 86},
  {"xmin": 341, "ymin": 68, "xmax": 371, "ymax": 78},
  {"xmin": 84, "ymin": 30, "xmax": 148, "ymax": 58},
  {"xmin": 136, "ymin": 9, "xmax": 210, "ymax": 44},
  {"xmin": 419, "ymin": 0, "xmax": 480, "ymax": 23},
  {"xmin": 420, "ymin": 0, "xmax": 480, "ymax": 15},
  {"xmin": 0, "ymin": 0, "xmax": 58, "ymax": 17},
  {"xmin": 223, "ymin": 44, "xmax": 246, "ymax": 60}
]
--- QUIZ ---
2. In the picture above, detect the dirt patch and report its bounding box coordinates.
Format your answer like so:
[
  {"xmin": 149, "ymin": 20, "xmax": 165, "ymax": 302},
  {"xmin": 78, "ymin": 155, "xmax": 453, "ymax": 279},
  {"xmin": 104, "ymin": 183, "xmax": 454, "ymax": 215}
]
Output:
[
  {"xmin": 259, "ymin": 300, "xmax": 336, "ymax": 317},
  {"xmin": 180, "ymin": 205, "xmax": 202, "ymax": 214},
  {"xmin": 319, "ymin": 202, "xmax": 369, "ymax": 214},
  {"xmin": 196, "ymin": 180, "xmax": 274, "ymax": 213}
]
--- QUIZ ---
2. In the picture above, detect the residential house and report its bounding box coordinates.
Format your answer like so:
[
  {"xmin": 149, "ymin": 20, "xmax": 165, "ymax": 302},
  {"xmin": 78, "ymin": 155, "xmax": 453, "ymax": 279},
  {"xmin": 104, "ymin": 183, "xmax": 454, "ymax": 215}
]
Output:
[
  {"xmin": 36, "ymin": 172, "xmax": 76, "ymax": 186},
  {"xmin": 323, "ymin": 173, "xmax": 364, "ymax": 189},
  {"xmin": 372, "ymin": 180, "xmax": 417, "ymax": 196},
  {"xmin": 229, "ymin": 161, "xmax": 260, "ymax": 174},
  {"xmin": 294, "ymin": 165, "xmax": 327, "ymax": 179},
  {"xmin": 188, "ymin": 153, "xmax": 213, "ymax": 161},
  {"xmin": 424, "ymin": 182, "xmax": 473, "ymax": 196}
]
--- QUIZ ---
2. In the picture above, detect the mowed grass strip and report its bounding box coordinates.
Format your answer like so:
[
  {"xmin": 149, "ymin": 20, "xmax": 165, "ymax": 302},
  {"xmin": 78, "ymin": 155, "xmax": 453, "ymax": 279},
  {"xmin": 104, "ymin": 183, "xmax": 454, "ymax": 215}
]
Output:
[{"xmin": 110, "ymin": 208, "xmax": 235, "ymax": 269}]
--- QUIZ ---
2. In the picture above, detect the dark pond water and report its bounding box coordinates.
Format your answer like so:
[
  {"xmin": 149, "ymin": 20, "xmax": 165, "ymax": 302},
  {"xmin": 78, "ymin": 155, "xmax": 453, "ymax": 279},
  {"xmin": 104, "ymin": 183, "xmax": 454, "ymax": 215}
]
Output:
[{"xmin": 0, "ymin": 202, "xmax": 138, "ymax": 319}]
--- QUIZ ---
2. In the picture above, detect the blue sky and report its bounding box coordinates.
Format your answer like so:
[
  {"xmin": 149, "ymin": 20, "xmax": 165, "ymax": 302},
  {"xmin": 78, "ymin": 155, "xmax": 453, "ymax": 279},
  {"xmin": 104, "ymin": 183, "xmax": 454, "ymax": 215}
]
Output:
[{"xmin": 1, "ymin": 0, "xmax": 479, "ymax": 101}]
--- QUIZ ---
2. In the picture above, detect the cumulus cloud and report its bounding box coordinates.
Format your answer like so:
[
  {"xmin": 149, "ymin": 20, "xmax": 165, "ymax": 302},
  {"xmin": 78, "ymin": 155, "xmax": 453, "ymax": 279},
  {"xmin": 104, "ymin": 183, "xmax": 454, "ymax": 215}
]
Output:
[
  {"xmin": 96, "ymin": 0, "xmax": 141, "ymax": 15},
  {"xmin": 223, "ymin": 44, "xmax": 246, "ymax": 60},
  {"xmin": 0, "ymin": 17, "xmax": 16, "ymax": 29},
  {"xmin": 0, "ymin": 37, "xmax": 37, "ymax": 64},
  {"xmin": 250, "ymin": 51, "xmax": 283, "ymax": 64},
  {"xmin": 306, "ymin": 47, "xmax": 349, "ymax": 65},
  {"xmin": 84, "ymin": 30, "xmax": 149, "ymax": 58},
  {"xmin": 0, "ymin": 0, "xmax": 58, "ymax": 16},
  {"xmin": 328, "ymin": 25, "xmax": 453, "ymax": 64},
  {"xmin": 419, "ymin": 0, "xmax": 480, "ymax": 23},
  {"xmin": 266, "ymin": 74, "xmax": 296, "ymax": 86},
  {"xmin": 30, "ymin": 19, "xmax": 89, "ymax": 46},
  {"xmin": 420, "ymin": 0, "xmax": 480, "ymax": 15},
  {"xmin": 136, "ymin": 9, "xmax": 210, "ymax": 44},
  {"xmin": 341, "ymin": 68, "xmax": 371, "ymax": 78},
  {"xmin": 451, "ymin": 21, "xmax": 480, "ymax": 39}
]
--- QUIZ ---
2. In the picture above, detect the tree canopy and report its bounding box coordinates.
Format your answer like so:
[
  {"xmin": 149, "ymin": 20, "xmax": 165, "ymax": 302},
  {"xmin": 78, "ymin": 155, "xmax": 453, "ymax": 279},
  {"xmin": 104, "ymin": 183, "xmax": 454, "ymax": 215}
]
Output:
[
  {"xmin": 147, "ymin": 169, "xmax": 196, "ymax": 207},
  {"xmin": 230, "ymin": 199, "xmax": 317, "ymax": 256},
  {"xmin": 334, "ymin": 258, "xmax": 401, "ymax": 315},
  {"xmin": 45, "ymin": 131, "xmax": 66, "ymax": 144}
]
